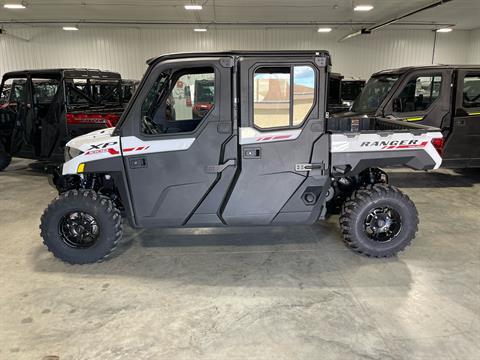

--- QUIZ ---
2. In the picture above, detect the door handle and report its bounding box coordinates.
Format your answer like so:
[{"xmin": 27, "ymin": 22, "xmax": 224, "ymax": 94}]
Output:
[
  {"xmin": 243, "ymin": 147, "xmax": 261, "ymax": 159},
  {"xmin": 205, "ymin": 159, "xmax": 236, "ymax": 173},
  {"xmin": 129, "ymin": 157, "xmax": 147, "ymax": 169}
]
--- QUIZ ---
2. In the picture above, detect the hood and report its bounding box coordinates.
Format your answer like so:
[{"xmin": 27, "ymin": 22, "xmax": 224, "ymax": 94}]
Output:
[{"xmin": 66, "ymin": 127, "xmax": 116, "ymax": 150}]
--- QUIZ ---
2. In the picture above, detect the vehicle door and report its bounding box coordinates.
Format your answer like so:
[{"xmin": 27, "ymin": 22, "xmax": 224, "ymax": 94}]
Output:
[
  {"xmin": 2, "ymin": 77, "xmax": 34, "ymax": 157},
  {"xmin": 384, "ymin": 69, "xmax": 453, "ymax": 128},
  {"xmin": 221, "ymin": 55, "xmax": 330, "ymax": 225},
  {"xmin": 442, "ymin": 70, "xmax": 480, "ymax": 167},
  {"xmin": 121, "ymin": 57, "xmax": 237, "ymax": 227},
  {"xmin": 31, "ymin": 77, "xmax": 63, "ymax": 158}
]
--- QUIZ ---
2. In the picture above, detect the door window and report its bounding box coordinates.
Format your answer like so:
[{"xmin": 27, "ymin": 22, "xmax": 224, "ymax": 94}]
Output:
[
  {"xmin": 253, "ymin": 65, "xmax": 315, "ymax": 129},
  {"xmin": 462, "ymin": 74, "xmax": 480, "ymax": 108},
  {"xmin": 141, "ymin": 67, "xmax": 215, "ymax": 135},
  {"xmin": 396, "ymin": 74, "xmax": 442, "ymax": 112}
]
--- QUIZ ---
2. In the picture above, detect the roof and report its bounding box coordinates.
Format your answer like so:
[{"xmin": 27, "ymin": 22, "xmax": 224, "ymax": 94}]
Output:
[
  {"xmin": 373, "ymin": 64, "xmax": 480, "ymax": 76},
  {"xmin": 2, "ymin": 68, "xmax": 121, "ymax": 80},
  {"xmin": 147, "ymin": 50, "xmax": 331, "ymax": 66}
]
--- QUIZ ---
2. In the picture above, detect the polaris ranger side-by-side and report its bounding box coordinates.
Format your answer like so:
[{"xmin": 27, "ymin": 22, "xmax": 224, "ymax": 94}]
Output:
[
  {"xmin": 343, "ymin": 65, "xmax": 480, "ymax": 168},
  {"xmin": 0, "ymin": 69, "xmax": 125, "ymax": 171},
  {"xmin": 39, "ymin": 51, "xmax": 443, "ymax": 264}
]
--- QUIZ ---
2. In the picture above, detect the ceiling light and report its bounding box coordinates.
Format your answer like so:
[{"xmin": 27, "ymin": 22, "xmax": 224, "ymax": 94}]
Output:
[
  {"xmin": 184, "ymin": 5, "xmax": 203, "ymax": 10},
  {"xmin": 193, "ymin": 28, "xmax": 207, "ymax": 32},
  {"xmin": 63, "ymin": 26, "xmax": 79, "ymax": 31},
  {"xmin": 436, "ymin": 28, "xmax": 452, "ymax": 33},
  {"xmin": 354, "ymin": 5, "xmax": 374, "ymax": 11},
  {"xmin": 317, "ymin": 28, "xmax": 332, "ymax": 33},
  {"xmin": 3, "ymin": 3, "xmax": 27, "ymax": 9}
]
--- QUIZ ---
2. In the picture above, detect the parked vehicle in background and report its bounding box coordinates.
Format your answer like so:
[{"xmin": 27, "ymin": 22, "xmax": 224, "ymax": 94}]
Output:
[
  {"xmin": 341, "ymin": 78, "xmax": 366, "ymax": 107},
  {"xmin": 339, "ymin": 65, "xmax": 480, "ymax": 168},
  {"xmin": 0, "ymin": 69, "xmax": 125, "ymax": 171},
  {"xmin": 40, "ymin": 51, "xmax": 443, "ymax": 264},
  {"xmin": 121, "ymin": 79, "xmax": 140, "ymax": 105},
  {"xmin": 327, "ymin": 72, "xmax": 350, "ymax": 114}
]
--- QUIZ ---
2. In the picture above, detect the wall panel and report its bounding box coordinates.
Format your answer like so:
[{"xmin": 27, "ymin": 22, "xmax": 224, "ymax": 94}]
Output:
[{"xmin": 0, "ymin": 27, "xmax": 476, "ymax": 81}]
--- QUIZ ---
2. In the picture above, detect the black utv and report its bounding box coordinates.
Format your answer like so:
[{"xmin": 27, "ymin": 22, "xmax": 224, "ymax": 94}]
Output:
[
  {"xmin": 342, "ymin": 65, "xmax": 480, "ymax": 168},
  {"xmin": 0, "ymin": 69, "xmax": 126, "ymax": 171},
  {"xmin": 39, "ymin": 51, "xmax": 444, "ymax": 264}
]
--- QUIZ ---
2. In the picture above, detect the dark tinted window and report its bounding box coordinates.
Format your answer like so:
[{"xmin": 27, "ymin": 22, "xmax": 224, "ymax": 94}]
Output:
[
  {"xmin": 396, "ymin": 75, "xmax": 442, "ymax": 112},
  {"xmin": 463, "ymin": 75, "xmax": 480, "ymax": 108}
]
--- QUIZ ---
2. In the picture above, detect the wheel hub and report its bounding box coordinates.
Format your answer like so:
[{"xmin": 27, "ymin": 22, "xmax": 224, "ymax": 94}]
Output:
[
  {"xmin": 59, "ymin": 211, "xmax": 100, "ymax": 248},
  {"xmin": 364, "ymin": 206, "xmax": 402, "ymax": 243}
]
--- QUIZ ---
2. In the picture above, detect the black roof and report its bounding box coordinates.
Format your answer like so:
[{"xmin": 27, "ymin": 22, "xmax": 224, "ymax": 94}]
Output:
[
  {"xmin": 2, "ymin": 68, "xmax": 121, "ymax": 80},
  {"xmin": 147, "ymin": 50, "xmax": 331, "ymax": 66},
  {"xmin": 373, "ymin": 64, "xmax": 480, "ymax": 76}
]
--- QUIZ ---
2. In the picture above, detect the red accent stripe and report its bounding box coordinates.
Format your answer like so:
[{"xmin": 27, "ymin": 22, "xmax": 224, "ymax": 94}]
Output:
[
  {"xmin": 123, "ymin": 147, "xmax": 134, "ymax": 152},
  {"xmin": 107, "ymin": 148, "xmax": 120, "ymax": 155}
]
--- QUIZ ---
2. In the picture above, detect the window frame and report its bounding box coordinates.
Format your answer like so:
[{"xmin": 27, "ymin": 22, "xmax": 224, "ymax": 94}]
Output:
[
  {"xmin": 394, "ymin": 72, "xmax": 443, "ymax": 114},
  {"xmin": 251, "ymin": 63, "xmax": 317, "ymax": 131},
  {"xmin": 139, "ymin": 65, "xmax": 218, "ymax": 138}
]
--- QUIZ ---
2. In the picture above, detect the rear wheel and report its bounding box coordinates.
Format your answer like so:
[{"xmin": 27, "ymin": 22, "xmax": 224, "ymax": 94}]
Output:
[
  {"xmin": 339, "ymin": 184, "xmax": 418, "ymax": 257},
  {"xmin": 40, "ymin": 189, "xmax": 122, "ymax": 264}
]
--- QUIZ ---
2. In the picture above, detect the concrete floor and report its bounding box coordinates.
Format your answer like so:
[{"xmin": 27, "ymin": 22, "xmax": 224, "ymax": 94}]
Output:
[{"xmin": 0, "ymin": 159, "xmax": 479, "ymax": 360}]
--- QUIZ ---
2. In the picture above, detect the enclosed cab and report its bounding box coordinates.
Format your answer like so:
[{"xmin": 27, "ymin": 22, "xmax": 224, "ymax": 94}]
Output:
[
  {"xmin": 345, "ymin": 65, "xmax": 480, "ymax": 168},
  {"xmin": 0, "ymin": 69, "xmax": 125, "ymax": 170},
  {"xmin": 39, "ymin": 51, "xmax": 443, "ymax": 265},
  {"xmin": 327, "ymin": 72, "xmax": 350, "ymax": 114}
]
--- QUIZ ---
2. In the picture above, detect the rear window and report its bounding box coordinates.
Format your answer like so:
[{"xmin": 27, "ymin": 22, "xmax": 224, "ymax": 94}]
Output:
[{"xmin": 463, "ymin": 74, "xmax": 480, "ymax": 108}]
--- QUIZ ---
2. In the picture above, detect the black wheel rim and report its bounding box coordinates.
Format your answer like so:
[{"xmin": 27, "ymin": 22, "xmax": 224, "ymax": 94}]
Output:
[
  {"xmin": 364, "ymin": 206, "xmax": 402, "ymax": 243},
  {"xmin": 59, "ymin": 211, "xmax": 100, "ymax": 248}
]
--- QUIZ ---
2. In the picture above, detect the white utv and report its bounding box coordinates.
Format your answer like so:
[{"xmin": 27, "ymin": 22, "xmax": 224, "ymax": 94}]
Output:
[{"xmin": 40, "ymin": 51, "xmax": 443, "ymax": 264}]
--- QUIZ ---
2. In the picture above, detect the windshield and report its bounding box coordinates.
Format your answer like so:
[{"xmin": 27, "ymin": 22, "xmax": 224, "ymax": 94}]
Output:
[{"xmin": 352, "ymin": 74, "xmax": 400, "ymax": 113}]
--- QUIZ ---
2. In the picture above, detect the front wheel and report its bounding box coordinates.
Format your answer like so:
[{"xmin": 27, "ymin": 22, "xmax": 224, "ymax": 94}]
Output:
[
  {"xmin": 339, "ymin": 184, "xmax": 418, "ymax": 257},
  {"xmin": 40, "ymin": 190, "xmax": 122, "ymax": 264}
]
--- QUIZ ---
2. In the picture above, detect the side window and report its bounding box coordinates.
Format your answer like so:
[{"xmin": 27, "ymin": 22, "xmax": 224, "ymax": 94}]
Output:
[
  {"xmin": 253, "ymin": 65, "xmax": 315, "ymax": 129},
  {"xmin": 141, "ymin": 67, "xmax": 215, "ymax": 135},
  {"xmin": 396, "ymin": 74, "xmax": 442, "ymax": 112},
  {"xmin": 463, "ymin": 74, "xmax": 480, "ymax": 108},
  {"xmin": 32, "ymin": 79, "xmax": 60, "ymax": 104},
  {"xmin": 2, "ymin": 79, "xmax": 27, "ymax": 104}
]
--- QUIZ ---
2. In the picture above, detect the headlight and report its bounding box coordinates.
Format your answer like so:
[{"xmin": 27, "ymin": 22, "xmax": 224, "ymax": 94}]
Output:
[{"xmin": 64, "ymin": 146, "xmax": 83, "ymax": 161}]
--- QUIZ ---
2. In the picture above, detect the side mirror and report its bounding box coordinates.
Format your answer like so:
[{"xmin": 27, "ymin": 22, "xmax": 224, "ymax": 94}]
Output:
[{"xmin": 392, "ymin": 97, "xmax": 402, "ymax": 112}]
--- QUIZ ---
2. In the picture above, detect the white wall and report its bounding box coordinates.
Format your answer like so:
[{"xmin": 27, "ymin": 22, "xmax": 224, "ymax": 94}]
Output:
[
  {"xmin": 0, "ymin": 27, "xmax": 478, "ymax": 81},
  {"xmin": 467, "ymin": 29, "xmax": 480, "ymax": 64}
]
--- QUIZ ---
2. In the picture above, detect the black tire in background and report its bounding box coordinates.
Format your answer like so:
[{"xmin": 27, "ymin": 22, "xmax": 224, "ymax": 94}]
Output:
[
  {"xmin": 339, "ymin": 184, "xmax": 419, "ymax": 257},
  {"xmin": 0, "ymin": 143, "xmax": 11, "ymax": 171},
  {"xmin": 40, "ymin": 189, "xmax": 123, "ymax": 264}
]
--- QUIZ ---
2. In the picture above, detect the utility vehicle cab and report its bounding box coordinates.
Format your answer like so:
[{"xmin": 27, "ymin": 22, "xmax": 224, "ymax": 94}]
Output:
[
  {"xmin": 0, "ymin": 69, "xmax": 125, "ymax": 170},
  {"xmin": 346, "ymin": 65, "xmax": 480, "ymax": 168},
  {"xmin": 40, "ymin": 51, "xmax": 443, "ymax": 264}
]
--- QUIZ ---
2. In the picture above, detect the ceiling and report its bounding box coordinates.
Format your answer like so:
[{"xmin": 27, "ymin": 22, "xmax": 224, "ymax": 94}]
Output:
[{"xmin": 0, "ymin": 0, "xmax": 479, "ymax": 30}]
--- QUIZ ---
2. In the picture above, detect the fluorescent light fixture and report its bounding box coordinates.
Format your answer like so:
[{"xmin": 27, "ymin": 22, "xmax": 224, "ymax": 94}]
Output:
[
  {"xmin": 63, "ymin": 26, "xmax": 79, "ymax": 31},
  {"xmin": 354, "ymin": 5, "xmax": 374, "ymax": 11},
  {"xmin": 436, "ymin": 28, "xmax": 452, "ymax": 33},
  {"xmin": 3, "ymin": 3, "xmax": 26, "ymax": 9},
  {"xmin": 184, "ymin": 5, "xmax": 203, "ymax": 10},
  {"xmin": 193, "ymin": 28, "xmax": 207, "ymax": 32},
  {"xmin": 317, "ymin": 27, "xmax": 332, "ymax": 33}
]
